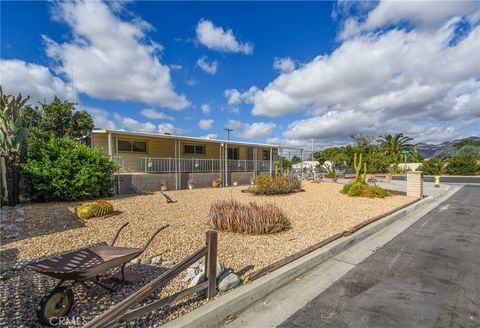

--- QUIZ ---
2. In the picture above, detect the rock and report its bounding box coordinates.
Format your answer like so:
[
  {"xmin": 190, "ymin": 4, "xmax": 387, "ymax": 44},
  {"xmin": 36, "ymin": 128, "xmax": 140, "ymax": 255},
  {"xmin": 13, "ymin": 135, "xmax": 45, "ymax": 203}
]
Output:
[
  {"xmin": 217, "ymin": 272, "xmax": 241, "ymax": 292},
  {"xmin": 189, "ymin": 260, "xmax": 200, "ymax": 269},
  {"xmin": 185, "ymin": 268, "xmax": 196, "ymax": 280},
  {"xmin": 188, "ymin": 273, "xmax": 205, "ymax": 288},
  {"xmin": 130, "ymin": 258, "xmax": 141, "ymax": 265},
  {"xmin": 199, "ymin": 259, "xmax": 225, "ymax": 278},
  {"xmin": 161, "ymin": 260, "xmax": 174, "ymax": 269},
  {"xmin": 3, "ymin": 224, "xmax": 17, "ymax": 230},
  {"xmin": 151, "ymin": 256, "xmax": 162, "ymax": 265},
  {"xmin": 15, "ymin": 218, "xmax": 25, "ymax": 223},
  {"xmin": 14, "ymin": 207, "xmax": 25, "ymax": 217},
  {"xmin": 140, "ymin": 258, "xmax": 151, "ymax": 265},
  {"xmin": 6, "ymin": 232, "xmax": 20, "ymax": 239}
]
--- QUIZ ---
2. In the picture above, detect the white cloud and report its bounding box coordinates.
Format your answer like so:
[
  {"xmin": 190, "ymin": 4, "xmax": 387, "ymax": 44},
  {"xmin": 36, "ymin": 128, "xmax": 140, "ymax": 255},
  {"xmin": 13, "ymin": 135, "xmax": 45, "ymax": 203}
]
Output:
[
  {"xmin": 200, "ymin": 133, "xmax": 218, "ymax": 139},
  {"xmin": 201, "ymin": 103, "xmax": 211, "ymax": 115},
  {"xmin": 140, "ymin": 108, "xmax": 174, "ymax": 121},
  {"xmin": 273, "ymin": 57, "xmax": 296, "ymax": 73},
  {"xmin": 79, "ymin": 106, "xmax": 116, "ymax": 130},
  {"xmin": 226, "ymin": 120, "xmax": 276, "ymax": 139},
  {"xmin": 198, "ymin": 118, "xmax": 214, "ymax": 130},
  {"xmin": 170, "ymin": 64, "xmax": 183, "ymax": 70},
  {"xmin": 339, "ymin": 0, "xmax": 479, "ymax": 39},
  {"xmin": 113, "ymin": 113, "xmax": 157, "ymax": 133},
  {"xmin": 186, "ymin": 79, "xmax": 197, "ymax": 86},
  {"xmin": 196, "ymin": 56, "xmax": 218, "ymax": 74},
  {"xmin": 158, "ymin": 122, "xmax": 186, "ymax": 135},
  {"xmin": 224, "ymin": 86, "xmax": 259, "ymax": 105},
  {"xmin": 196, "ymin": 19, "xmax": 253, "ymax": 54},
  {"xmin": 44, "ymin": 0, "xmax": 189, "ymax": 110},
  {"xmin": 0, "ymin": 59, "xmax": 75, "ymax": 104}
]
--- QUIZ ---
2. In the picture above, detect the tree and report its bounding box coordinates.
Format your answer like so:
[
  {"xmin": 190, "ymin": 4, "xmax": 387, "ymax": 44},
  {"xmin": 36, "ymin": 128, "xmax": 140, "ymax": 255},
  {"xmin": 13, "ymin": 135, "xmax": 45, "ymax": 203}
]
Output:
[
  {"xmin": 314, "ymin": 147, "xmax": 347, "ymax": 179},
  {"xmin": 0, "ymin": 88, "xmax": 29, "ymax": 205},
  {"xmin": 291, "ymin": 155, "xmax": 302, "ymax": 164},
  {"xmin": 24, "ymin": 97, "xmax": 94, "ymax": 143},
  {"xmin": 349, "ymin": 133, "xmax": 375, "ymax": 150},
  {"xmin": 377, "ymin": 133, "xmax": 415, "ymax": 164}
]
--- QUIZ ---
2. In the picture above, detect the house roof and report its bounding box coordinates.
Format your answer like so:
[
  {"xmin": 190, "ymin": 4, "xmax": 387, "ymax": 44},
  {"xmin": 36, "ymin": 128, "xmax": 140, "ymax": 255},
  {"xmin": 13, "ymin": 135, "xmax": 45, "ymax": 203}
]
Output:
[{"xmin": 92, "ymin": 129, "xmax": 303, "ymax": 149}]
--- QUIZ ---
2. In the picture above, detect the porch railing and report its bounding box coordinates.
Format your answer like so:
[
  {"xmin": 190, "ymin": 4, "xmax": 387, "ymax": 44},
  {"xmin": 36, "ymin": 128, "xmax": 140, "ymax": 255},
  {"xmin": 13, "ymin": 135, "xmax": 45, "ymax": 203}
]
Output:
[{"xmin": 114, "ymin": 157, "xmax": 271, "ymax": 173}]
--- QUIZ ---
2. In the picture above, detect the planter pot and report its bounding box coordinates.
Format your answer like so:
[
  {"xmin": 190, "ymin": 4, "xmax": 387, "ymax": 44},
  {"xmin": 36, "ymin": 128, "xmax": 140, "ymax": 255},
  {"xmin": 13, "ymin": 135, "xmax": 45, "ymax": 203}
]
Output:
[
  {"xmin": 233, "ymin": 181, "xmax": 239, "ymax": 186},
  {"xmin": 161, "ymin": 186, "xmax": 168, "ymax": 191},
  {"xmin": 188, "ymin": 184, "xmax": 194, "ymax": 190},
  {"xmin": 212, "ymin": 180, "xmax": 221, "ymax": 188}
]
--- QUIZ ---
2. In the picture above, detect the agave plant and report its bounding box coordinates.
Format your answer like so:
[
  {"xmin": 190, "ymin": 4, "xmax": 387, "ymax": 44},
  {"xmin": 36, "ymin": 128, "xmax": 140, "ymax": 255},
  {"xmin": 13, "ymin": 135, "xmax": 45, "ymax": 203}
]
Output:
[{"xmin": 0, "ymin": 87, "xmax": 29, "ymax": 205}]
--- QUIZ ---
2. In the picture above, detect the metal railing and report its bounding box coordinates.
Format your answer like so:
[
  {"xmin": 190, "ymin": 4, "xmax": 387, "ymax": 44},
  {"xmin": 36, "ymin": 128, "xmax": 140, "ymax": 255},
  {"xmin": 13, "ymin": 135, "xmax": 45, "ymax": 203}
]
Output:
[{"xmin": 114, "ymin": 157, "xmax": 271, "ymax": 173}]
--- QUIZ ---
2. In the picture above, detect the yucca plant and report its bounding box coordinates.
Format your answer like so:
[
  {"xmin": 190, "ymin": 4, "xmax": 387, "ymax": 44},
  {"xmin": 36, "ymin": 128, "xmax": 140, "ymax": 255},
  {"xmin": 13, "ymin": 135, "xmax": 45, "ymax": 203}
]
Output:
[
  {"xmin": 209, "ymin": 199, "xmax": 290, "ymax": 234},
  {"xmin": 0, "ymin": 87, "xmax": 29, "ymax": 205}
]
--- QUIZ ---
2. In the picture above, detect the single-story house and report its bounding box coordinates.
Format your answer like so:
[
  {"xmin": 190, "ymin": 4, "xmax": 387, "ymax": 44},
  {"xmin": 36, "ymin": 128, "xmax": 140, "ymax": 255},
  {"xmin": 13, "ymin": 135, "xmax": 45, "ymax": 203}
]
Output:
[{"xmin": 91, "ymin": 130, "xmax": 302, "ymax": 192}]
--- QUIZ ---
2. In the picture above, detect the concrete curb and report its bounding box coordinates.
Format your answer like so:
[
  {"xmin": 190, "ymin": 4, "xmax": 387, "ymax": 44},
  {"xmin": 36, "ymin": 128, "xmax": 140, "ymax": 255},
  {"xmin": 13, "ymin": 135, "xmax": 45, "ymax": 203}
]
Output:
[{"xmin": 162, "ymin": 187, "xmax": 460, "ymax": 328}]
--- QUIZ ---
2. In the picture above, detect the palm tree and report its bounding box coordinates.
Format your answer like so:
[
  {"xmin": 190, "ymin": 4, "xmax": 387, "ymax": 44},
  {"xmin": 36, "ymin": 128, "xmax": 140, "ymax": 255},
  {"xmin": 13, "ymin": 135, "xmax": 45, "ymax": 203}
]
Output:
[
  {"xmin": 377, "ymin": 133, "xmax": 415, "ymax": 164},
  {"xmin": 0, "ymin": 87, "xmax": 29, "ymax": 205}
]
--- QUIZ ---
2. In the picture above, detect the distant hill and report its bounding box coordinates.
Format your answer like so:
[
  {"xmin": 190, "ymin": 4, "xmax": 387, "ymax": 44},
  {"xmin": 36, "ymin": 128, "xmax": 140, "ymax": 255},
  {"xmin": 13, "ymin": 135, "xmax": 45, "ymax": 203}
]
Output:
[{"xmin": 416, "ymin": 136, "xmax": 480, "ymax": 158}]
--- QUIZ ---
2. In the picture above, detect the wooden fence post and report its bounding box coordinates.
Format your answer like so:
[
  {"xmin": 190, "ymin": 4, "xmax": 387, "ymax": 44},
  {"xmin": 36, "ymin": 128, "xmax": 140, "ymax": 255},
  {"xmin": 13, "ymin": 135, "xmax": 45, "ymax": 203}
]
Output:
[{"xmin": 206, "ymin": 230, "xmax": 218, "ymax": 299}]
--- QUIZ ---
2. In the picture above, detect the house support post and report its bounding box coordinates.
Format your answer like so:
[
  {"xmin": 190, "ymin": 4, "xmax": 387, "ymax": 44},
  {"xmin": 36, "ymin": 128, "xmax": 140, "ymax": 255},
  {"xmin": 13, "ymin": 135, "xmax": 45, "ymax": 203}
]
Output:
[
  {"xmin": 224, "ymin": 143, "xmax": 228, "ymax": 186},
  {"xmin": 300, "ymin": 149, "xmax": 304, "ymax": 180},
  {"xmin": 269, "ymin": 147, "xmax": 273, "ymax": 176}
]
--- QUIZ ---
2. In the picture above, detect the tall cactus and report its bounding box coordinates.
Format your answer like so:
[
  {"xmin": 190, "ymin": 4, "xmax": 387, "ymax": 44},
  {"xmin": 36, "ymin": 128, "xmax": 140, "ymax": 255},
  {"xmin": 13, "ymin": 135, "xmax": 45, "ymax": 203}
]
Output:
[
  {"xmin": 0, "ymin": 87, "xmax": 29, "ymax": 205},
  {"xmin": 354, "ymin": 153, "xmax": 367, "ymax": 183}
]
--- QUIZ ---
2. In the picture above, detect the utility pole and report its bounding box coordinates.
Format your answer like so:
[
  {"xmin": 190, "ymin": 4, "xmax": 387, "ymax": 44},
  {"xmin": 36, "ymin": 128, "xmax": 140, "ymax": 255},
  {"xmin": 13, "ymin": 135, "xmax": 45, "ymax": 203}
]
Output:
[{"xmin": 224, "ymin": 128, "xmax": 233, "ymax": 140}]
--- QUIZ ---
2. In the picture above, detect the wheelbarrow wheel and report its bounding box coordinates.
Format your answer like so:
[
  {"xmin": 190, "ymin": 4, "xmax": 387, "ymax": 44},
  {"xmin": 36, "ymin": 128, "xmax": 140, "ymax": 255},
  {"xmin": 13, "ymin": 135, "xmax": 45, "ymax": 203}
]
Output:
[{"xmin": 37, "ymin": 286, "xmax": 74, "ymax": 327}]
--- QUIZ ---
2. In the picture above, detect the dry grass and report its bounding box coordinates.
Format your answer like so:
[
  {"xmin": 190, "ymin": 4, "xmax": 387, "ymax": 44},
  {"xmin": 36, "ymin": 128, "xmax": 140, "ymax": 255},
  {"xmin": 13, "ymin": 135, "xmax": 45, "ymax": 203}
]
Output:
[{"xmin": 209, "ymin": 199, "xmax": 290, "ymax": 234}]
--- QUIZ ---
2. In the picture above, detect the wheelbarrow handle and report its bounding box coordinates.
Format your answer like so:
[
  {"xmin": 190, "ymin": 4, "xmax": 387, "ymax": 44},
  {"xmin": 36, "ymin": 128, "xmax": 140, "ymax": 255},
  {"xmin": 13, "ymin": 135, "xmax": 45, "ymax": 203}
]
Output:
[
  {"xmin": 111, "ymin": 222, "xmax": 130, "ymax": 246},
  {"xmin": 142, "ymin": 224, "xmax": 169, "ymax": 251}
]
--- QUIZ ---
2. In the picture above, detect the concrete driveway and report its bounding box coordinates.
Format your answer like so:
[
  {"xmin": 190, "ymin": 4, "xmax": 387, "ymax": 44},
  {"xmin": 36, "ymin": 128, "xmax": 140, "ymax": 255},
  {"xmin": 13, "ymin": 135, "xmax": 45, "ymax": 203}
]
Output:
[{"xmin": 278, "ymin": 185, "xmax": 480, "ymax": 328}]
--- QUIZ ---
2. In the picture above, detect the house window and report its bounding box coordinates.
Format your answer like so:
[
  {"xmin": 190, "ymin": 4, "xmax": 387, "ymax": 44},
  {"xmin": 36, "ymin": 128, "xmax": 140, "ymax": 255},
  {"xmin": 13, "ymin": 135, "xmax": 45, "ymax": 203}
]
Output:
[
  {"xmin": 118, "ymin": 140, "xmax": 147, "ymax": 153},
  {"xmin": 228, "ymin": 148, "xmax": 239, "ymax": 160},
  {"xmin": 184, "ymin": 144, "xmax": 205, "ymax": 155},
  {"xmin": 263, "ymin": 150, "xmax": 271, "ymax": 160}
]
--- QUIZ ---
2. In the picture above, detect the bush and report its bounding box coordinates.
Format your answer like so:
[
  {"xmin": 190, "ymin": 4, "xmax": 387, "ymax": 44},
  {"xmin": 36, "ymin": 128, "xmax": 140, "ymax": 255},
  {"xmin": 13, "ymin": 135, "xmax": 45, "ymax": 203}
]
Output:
[
  {"xmin": 22, "ymin": 138, "xmax": 117, "ymax": 201},
  {"xmin": 445, "ymin": 154, "xmax": 480, "ymax": 175},
  {"xmin": 209, "ymin": 200, "xmax": 290, "ymax": 234},
  {"xmin": 341, "ymin": 181, "xmax": 390, "ymax": 198},
  {"xmin": 418, "ymin": 157, "xmax": 445, "ymax": 175},
  {"xmin": 325, "ymin": 171, "xmax": 336, "ymax": 179},
  {"xmin": 249, "ymin": 174, "xmax": 302, "ymax": 195}
]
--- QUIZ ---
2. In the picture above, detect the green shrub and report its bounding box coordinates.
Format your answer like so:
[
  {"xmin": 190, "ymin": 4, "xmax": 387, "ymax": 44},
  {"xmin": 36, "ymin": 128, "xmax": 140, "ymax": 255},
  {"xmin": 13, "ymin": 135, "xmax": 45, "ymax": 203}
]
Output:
[
  {"xmin": 445, "ymin": 154, "xmax": 480, "ymax": 175},
  {"xmin": 249, "ymin": 174, "xmax": 302, "ymax": 195},
  {"xmin": 341, "ymin": 181, "xmax": 390, "ymax": 198},
  {"xmin": 22, "ymin": 138, "xmax": 117, "ymax": 201},
  {"xmin": 209, "ymin": 199, "xmax": 290, "ymax": 234},
  {"xmin": 418, "ymin": 157, "xmax": 445, "ymax": 175},
  {"xmin": 325, "ymin": 171, "xmax": 336, "ymax": 179}
]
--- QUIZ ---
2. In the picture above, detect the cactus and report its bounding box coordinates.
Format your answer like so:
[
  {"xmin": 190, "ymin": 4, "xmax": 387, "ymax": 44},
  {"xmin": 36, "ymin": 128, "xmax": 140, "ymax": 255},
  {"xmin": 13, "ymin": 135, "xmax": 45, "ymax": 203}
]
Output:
[
  {"xmin": 77, "ymin": 203, "xmax": 94, "ymax": 220},
  {"xmin": 354, "ymin": 153, "xmax": 367, "ymax": 183},
  {"xmin": 76, "ymin": 200, "xmax": 113, "ymax": 220},
  {"xmin": 90, "ymin": 200, "xmax": 114, "ymax": 217}
]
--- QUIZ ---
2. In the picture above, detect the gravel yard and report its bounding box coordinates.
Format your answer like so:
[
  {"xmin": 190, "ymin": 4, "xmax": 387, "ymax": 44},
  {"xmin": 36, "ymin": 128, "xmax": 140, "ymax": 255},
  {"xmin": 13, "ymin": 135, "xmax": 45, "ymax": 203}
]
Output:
[{"xmin": 0, "ymin": 182, "xmax": 415, "ymax": 327}]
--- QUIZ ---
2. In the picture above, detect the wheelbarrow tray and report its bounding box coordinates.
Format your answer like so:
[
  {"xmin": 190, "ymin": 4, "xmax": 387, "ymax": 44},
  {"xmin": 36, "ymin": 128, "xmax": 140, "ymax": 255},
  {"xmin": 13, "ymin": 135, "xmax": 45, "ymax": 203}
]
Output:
[{"xmin": 27, "ymin": 245, "xmax": 143, "ymax": 281}]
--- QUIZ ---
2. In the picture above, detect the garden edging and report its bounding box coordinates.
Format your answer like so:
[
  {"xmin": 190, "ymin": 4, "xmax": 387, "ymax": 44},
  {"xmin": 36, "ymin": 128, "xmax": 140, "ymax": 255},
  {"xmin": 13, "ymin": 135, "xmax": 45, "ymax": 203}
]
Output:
[{"xmin": 161, "ymin": 186, "xmax": 458, "ymax": 328}]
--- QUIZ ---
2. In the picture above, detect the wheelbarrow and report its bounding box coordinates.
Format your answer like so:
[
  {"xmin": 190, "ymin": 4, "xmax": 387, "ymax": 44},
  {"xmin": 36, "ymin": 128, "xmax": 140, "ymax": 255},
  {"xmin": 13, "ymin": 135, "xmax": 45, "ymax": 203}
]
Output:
[{"xmin": 26, "ymin": 222, "xmax": 169, "ymax": 326}]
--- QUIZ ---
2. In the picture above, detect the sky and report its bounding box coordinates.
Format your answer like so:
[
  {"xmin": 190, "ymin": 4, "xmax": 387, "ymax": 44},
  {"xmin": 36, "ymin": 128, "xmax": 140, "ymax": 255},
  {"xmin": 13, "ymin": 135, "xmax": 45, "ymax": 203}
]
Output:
[{"xmin": 1, "ymin": 0, "xmax": 479, "ymax": 150}]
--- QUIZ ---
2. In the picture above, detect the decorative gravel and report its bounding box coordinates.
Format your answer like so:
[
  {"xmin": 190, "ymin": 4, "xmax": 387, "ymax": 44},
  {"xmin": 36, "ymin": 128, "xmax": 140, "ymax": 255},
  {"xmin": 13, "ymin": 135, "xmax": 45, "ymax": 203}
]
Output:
[{"xmin": 0, "ymin": 182, "xmax": 414, "ymax": 327}]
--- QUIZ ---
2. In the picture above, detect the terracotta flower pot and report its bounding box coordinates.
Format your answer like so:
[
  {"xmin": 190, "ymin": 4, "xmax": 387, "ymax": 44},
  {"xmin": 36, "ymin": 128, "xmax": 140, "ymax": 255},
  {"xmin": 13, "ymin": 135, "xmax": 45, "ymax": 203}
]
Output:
[{"xmin": 212, "ymin": 180, "xmax": 221, "ymax": 188}]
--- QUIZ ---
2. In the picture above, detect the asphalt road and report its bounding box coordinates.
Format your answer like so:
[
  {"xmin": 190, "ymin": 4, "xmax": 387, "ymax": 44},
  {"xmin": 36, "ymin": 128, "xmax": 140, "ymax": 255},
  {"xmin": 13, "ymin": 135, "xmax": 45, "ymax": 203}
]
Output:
[
  {"xmin": 278, "ymin": 185, "xmax": 480, "ymax": 328},
  {"xmin": 392, "ymin": 175, "xmax": 480, "ymax": 184}
]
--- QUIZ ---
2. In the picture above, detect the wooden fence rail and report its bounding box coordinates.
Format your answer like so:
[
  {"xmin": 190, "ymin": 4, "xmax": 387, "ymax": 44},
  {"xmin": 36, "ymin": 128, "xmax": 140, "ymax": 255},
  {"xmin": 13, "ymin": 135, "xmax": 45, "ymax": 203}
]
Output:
[{"xmin": 83, "ymin": 231, "xmax": 218, "ymax": 328}]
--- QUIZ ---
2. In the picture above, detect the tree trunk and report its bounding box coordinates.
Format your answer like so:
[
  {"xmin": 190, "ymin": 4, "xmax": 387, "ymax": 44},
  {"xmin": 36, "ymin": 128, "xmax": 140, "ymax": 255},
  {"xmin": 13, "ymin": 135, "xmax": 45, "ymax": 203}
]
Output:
[{"xmin": 6, "ymin": 159, "xmax": 20, "ymax": 206}]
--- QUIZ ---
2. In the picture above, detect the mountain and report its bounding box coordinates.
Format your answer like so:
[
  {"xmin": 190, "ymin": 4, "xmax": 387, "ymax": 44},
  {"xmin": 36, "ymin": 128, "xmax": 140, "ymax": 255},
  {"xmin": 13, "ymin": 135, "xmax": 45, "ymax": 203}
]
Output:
[{"xmin": 416, "ymin": 136, "xmax": 480, "ymax": 158}]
